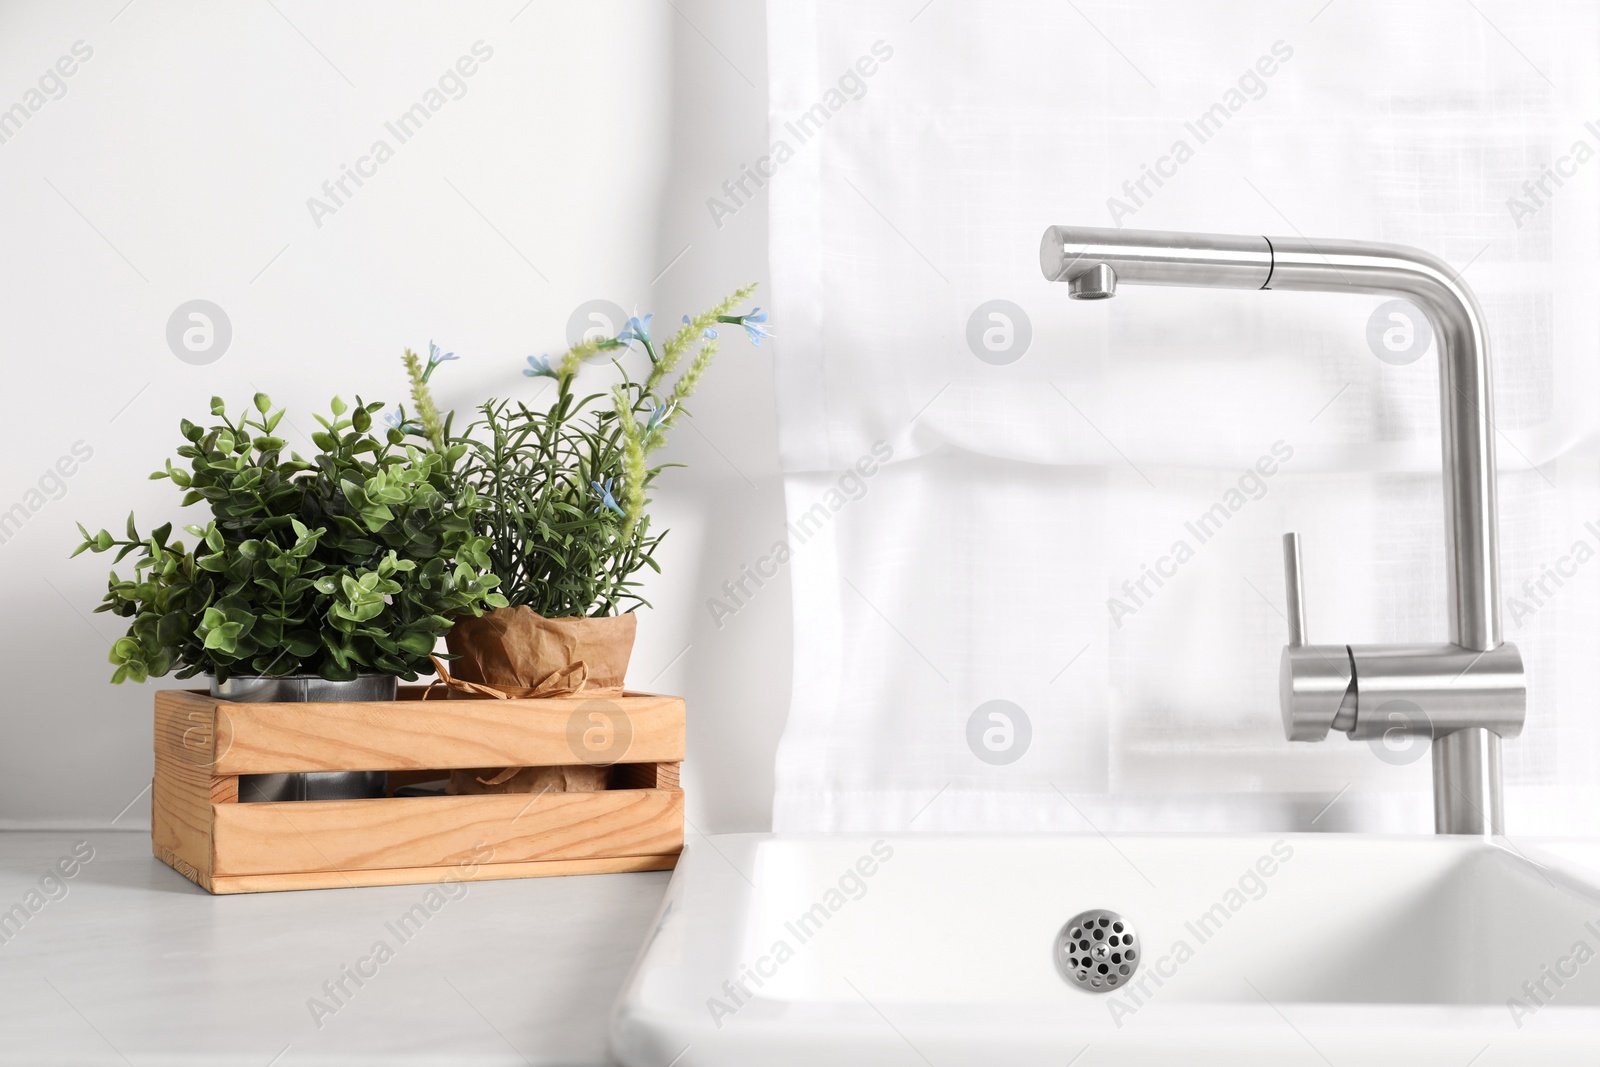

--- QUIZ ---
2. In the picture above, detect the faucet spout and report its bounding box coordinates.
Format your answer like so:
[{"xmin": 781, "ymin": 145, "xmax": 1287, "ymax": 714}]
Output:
[
  {"xmin": 1040, "ymin": 225, "xmax": 1525, "ymax": 835},
  {"xmin": 1041, "ymin": 226, "xmax": 1273, "ymax": 292}
]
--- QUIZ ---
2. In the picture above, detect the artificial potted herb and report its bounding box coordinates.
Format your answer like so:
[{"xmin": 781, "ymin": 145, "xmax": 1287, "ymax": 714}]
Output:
[
  {"xmin": 74, "ymin": 393, "xmax": 506, "ymax": 801},
  {"xmin": 401, "ymin": 287, "xmax": 768, "ymax": 794}
]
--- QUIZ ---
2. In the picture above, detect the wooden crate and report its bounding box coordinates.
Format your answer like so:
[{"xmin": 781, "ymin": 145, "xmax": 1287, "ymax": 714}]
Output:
[{"xmin": 152, "ymin": 686, "xmax": 684, "ymax": 894}]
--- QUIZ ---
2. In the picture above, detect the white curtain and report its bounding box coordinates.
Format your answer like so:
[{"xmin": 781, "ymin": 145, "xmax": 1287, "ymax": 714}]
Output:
[{"xmin": 766, "ymin": 0, "xmax": 1600, "ymax": 836}]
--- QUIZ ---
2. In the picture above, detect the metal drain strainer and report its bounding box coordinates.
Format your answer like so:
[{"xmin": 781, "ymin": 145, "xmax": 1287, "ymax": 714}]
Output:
[{"xmin": 1055, "ymin": 909, "xmax": 1139, "ymax": 992}]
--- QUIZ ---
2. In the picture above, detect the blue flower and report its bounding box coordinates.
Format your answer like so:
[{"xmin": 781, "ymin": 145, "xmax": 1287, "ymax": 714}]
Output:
[
  {"xmin": 683, "ymin": 314, "xmax": 717, "ymax": 340},
  {"xmin": 642, "ymin": 398, "xmax": 674, "ymax": 434},
  {"xmin": 384, "ymin": 406, "xmax": 420, "ymax": 433},
  {"xmin": 591, "ymin": 477, "xmax": 625, "ymax": 518},
  {"xmin": 617, "ymin": 314, "xmax": 653, "ymax": 345},
  {"xmin": 524, "ymin": 354, "xmax": 558, "ymax": 379},
  {"xmin": 737, "ymin": 308, "xmax": 770, "ymax": 346},
  {"xmin": 428, "ymin": 341, "xmax": 458, "ymax": 366}
]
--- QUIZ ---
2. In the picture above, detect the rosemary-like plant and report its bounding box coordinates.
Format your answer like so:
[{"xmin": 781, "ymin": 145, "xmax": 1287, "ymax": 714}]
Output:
[{"xmin": 402, "ymin": 285, "xmax": 767, "ymax": 617}]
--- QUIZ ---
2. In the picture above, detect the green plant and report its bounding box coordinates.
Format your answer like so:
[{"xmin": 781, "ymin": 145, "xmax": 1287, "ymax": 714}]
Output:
[
  {"xmin": 400, "ymin": 341, "xmax": 455, "ymax": 453},
  {"xmin": 458, "ymin": 390, "xmax": 666, "ymax": 617},
  {"xmin": 403, "ymin": 286, "xmax": 766, "ymax": 616},
  {"xmin": 74, "ymin": 393, "xmax": 506, "ymax": 683}
]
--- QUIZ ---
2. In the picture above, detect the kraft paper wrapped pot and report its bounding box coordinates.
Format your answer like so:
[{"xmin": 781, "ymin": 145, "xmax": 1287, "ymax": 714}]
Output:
[{"xmin": 442, "ymin": 607, "xmax": 636, "ymax": 794}]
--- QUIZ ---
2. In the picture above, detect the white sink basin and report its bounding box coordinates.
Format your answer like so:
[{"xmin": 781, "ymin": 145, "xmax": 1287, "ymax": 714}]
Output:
[{"xmin": 610, "ymin": 833, "xmax": 1600, "ymax": 1065}]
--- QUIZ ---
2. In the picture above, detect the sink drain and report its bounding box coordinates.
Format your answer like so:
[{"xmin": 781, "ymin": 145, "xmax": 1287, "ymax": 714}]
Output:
[{"xmin": 1056, "ymin": 909, "xmax": 1138, "ymax": 992}]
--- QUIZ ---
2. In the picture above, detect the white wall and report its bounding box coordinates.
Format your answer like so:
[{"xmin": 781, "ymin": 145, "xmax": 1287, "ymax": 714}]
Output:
[{"xmin": 0, "ymin": 0, "xmax": 789, "ymax": 833}]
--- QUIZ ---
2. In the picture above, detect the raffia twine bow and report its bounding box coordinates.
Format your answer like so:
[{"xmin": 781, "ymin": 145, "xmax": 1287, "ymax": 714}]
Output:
[{"xmin": 424, "ymin": 654, "xmax": 626, "ymax": 701}]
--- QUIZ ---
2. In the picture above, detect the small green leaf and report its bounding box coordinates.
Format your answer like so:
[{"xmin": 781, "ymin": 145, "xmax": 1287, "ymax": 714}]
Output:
[
  {"xmin": 202, "ymin": 622, "xmax": 243, "ymax": 651},
  {"xmin": 348, "ymin": 599, "xmax": 384, "ymax": 623},
  {"xmin": 283, "ymin": 631, "xmax": 319, "ymax": 657},
  {"xmin": 397, "ymin": 631, "xmax": 436, "ymax": 655}
]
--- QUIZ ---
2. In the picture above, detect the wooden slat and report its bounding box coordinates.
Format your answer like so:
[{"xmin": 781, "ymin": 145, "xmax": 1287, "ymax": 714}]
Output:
[
  {"xmin": 152, "ymin": 691, "xmax": 226, "ymax": 886},
  {"xmin": 207, "ymin": 854, "xmax": 678, "ymax": 894},
  {"xmin": 155, "ymin": 690, "xmax": 219, "ymax": 766},
  {"xmin": 392, "ymin": 686, "xmax": 673, "ymax": 701},
  {"xmin": 211, "ymin": 789, "xmax": 684, "ymax": 876},
  {"xmin": 213, "ymin": 693, "xmax": 685, "ymax": 774}
]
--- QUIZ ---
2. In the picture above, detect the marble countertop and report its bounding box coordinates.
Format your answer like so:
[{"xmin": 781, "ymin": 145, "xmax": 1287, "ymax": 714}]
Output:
[{"xmin": 0, "ymin": 830, "xmax": 670, "ymax": 1065}]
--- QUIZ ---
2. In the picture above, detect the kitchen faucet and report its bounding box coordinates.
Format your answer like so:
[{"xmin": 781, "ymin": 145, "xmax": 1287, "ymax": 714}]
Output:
[{"xmin": 1040, "ymin": 225, "xmax": 1525, "ymax": 834}]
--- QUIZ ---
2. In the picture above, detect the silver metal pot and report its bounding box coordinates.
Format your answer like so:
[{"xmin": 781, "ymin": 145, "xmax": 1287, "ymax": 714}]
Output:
[{"xmin": 209, "ymin": 674, "xmax": 395, "ymax": 803}]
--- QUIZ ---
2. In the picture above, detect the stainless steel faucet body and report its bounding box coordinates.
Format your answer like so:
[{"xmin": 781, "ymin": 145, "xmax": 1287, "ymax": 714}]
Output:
[{"xmin": 1040, "ymin": 226, "xmax": 1526, "ymax": 834}]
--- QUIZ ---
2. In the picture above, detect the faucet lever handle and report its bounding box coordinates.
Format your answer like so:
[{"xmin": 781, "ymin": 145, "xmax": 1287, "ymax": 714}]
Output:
[{"xmin": 1282, "ymin": 532, "xmax": 1306, "ymax": 648}]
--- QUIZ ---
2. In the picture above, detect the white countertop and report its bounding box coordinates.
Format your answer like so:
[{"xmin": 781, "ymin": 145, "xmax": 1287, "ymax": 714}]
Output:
[{"xmin": 0, "ymin": 830, "xmax": 670, "ymax": 1066}]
